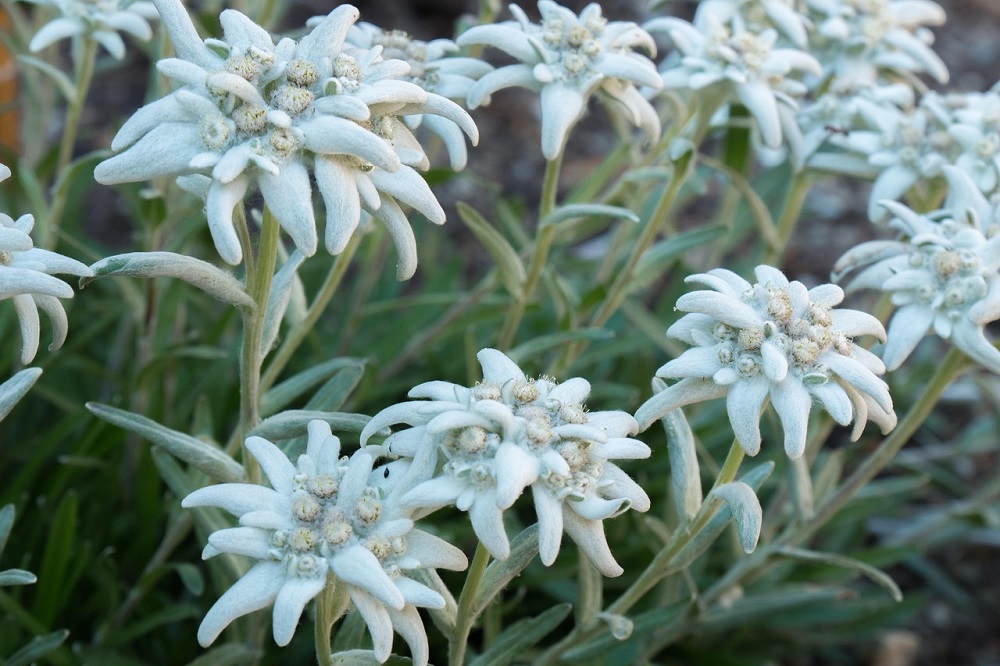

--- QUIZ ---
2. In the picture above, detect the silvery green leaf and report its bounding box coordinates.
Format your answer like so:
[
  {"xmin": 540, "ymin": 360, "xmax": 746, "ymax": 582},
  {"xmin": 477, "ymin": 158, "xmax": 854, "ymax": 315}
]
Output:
[
  {"xmin": 788, "ymin": 455, "xmax": 814, "ymax": 520},
  {"xmin": 775, "ymin": 546, "xmax": 903, "ymax": 602},
  {"xmin": 670, "ymin": 462, "xmax": 773, "ymax": 570},
  {"xmin": 507, "ymin": 328, "xmax": 614, "ymax": 365},
  {"xmin": 87, "ymin": 402, "xmax": 244, "ymax": 483},
  {"xmin": 249, "ymin": 410, "xmax": 372, "ymax": 441},
  {"xmin": 0, "ymin": 569, "xmax": 38, "ymax": 586},
  {"xmin": 456, "ymin": 202, "xmax": 526, "ymax": 299},
  {"xmin": 697, "ymin": 154, "xmax": 780, "ymax": 249},
  {"xmin": 473, "ymin": 524, "xmax": 539, "ymax": 618},
  {"xmin": 709, "ymin": 482, "xmax": 763, "ymax": 554},
  {"xmin": 563, "ymin": 600, "xmax": 691, "ymax": 660},
  {"xmin": 0, "ymin": 504, "xmax": 14, "ymax": 555},
  {"xmin": 409, "ymin": 569, "xmax": 457, "ymax": 637},
  {"xmin": 82, "ymin": 252, "xmax": 254, "ymax": 308},
  {"xmin": 700, "ymin": 586, "xmax": 844, "ymax": 630},
  {"xmin": 668, "ymin": 137, "xmax": 694, "ymax": 161},
  {"xmin": 468, "ymin": 603, "xmax": 572, "ymax": 666},
  {"xmin": 304, "ymin": 362, "xmax": 366, "ymax": 412},
  {"xmin": 261, "ymin": 358, "xmax": 366, "ymax": 417},
  {"xmin": 4, "ymin": 629, "xmax": 70, "ymax": 666},
  {"xmin": 654, "ymin": 385, "xmax": 702, "ymax": 523},
  {"xmin": 632, "ymin": 225, "xmax": 725, "ymax": 289},
  {"xmin": 17, "ymin": 55, "xmax": 75, "ymax": 101},
  {"xmin": 330, "ymin": 651, "xmax": 412, "ymax": 665},
  {"xmin": 0, "ymin": 368, "xmax": 42, "ymax": 422},
  {"xmin": 539, "ymin": 203, "xmax": 639, "ymax": 228},
  {"xmin": 261, "ymin": 251, "xmax": 305, "ymax": 355}
]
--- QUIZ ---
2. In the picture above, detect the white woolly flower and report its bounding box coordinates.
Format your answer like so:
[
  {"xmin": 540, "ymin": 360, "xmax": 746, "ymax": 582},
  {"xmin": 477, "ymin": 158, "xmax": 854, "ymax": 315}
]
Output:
[
  {"xmin": 458, "ymin": 1, "xmax": 663, "ymax": 161},
  {"xmin": 646, "ymin": 13, "xmax": 821, "ymax": 149},
  {"xmin": 834, "ymin": 166, "xmax": 1000, "ymax": 374},
  {"xmin": 635, "ymin": 266, "xmax": 895, "ymax": 459},
  {"xmin": 361, "ymin": 348, "xmax": 651, "ymax": 577},
  {"xmin": 803, "ymin": 0, "xmax": 948, "ymax": 85},
  {"xmin": 0, "ymin": 165, "xmax": 92, "ymax": 364},
  {"xmin": 182, "ymin": 421, "xmax": 465, "ymax": 664},
  {"xmin": 24, "ymin": 0, "xmax": 158, "ymax": 59},
  {"xmin": 96, "ymin": 0, "xmax": 477, "ymax": 279},
  {"xmin": 344, "ymin": 22, "xmax": 489, "ymax": 170},
  {"xmin": 688, "ymin": 0, "xmax": 811, "ymax": 49}
]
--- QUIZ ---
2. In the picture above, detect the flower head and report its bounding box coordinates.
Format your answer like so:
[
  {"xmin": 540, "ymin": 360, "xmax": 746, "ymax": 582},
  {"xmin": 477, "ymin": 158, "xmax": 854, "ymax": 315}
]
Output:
[
  {"xmin": 345, "ymin": 22, "xmax": 489, "ymax": 170},
  {"xmin": 458, "ymin": 1, "xmax": 662, "ymax": 160},
  {"xmin": 96, "ymin": 0, "xmax": 477, "ymax": 279},
  {"xmin": 834, "ymin": 166, "xmax": 1000, "ymax": 373},
  {"xmin": 0, "ymin": 165, "xmax": 92, "ymax": 364},
  {"xmin": 646, "ymin": 12, "xmax": 821, "ymax": 150},
  {"xmin": 182, "ymin": 420, "xmax": 466, "ymax": 663},
  {"xmin": 24, "ymin": 0, "xmax": 159, "ymax": 59},
  {"xmin": 635, "ymin": 266, "xmax": 895, "ymax": 459},
  {"xmin": 361, "ymin": 348, "xmax": 650, "ymax": 577}
]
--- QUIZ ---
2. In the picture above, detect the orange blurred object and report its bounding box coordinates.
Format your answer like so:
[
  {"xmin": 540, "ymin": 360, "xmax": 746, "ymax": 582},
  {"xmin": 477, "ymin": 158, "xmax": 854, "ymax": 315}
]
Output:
[{"xmin": 0, "ymin": 8, "xmax": 18, "ymax": 152}]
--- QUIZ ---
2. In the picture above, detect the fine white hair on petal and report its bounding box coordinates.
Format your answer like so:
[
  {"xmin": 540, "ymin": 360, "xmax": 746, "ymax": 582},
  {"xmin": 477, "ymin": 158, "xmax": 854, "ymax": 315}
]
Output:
[{"xmin": 196, "ymin": 561, "xmax": 285, "ymax": 646}]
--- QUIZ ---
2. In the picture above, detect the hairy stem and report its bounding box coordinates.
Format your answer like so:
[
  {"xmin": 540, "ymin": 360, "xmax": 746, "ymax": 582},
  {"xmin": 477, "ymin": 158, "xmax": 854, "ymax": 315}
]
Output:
[{"xmin": 449, "ymin": 540, "xmax": 491, "ymax": 666}]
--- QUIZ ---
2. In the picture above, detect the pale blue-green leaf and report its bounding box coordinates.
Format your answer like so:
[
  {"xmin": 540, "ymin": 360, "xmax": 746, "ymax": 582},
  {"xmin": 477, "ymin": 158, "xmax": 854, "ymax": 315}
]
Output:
[
  {"xmin": 82, "ymin": 252, "xmax": 253, "ymax": 308},
  {"xmin": 171, "ymin": 562, "xmax": 205, "ymax": 597},
  {"xmin": 87, "ymin": 402, "xmax": 244, "ymax": 483},
  {"xmin": 249, "ymin": 409, "xmax": 372, "ymax": 441},
  {"xmin": 775, "ymin": 546, "xmax": 903, "ymax": 602},
  {"xmin": 261, "ymin": 358, "xmax": 366, "ymax": 417},
  {"xmin": 17, "ymin": 55, "xmax": 75, "ymax": 101},
  {"xmin": 473, "ymin": 524, "xmax": 539, "ymax": 617},
  {"xmin": 0, "ymin": 504, "xmax": 14, "ymax": 556},
  {"xmin": 469, "ymin": 603, "xmax": 572, "ymax": 666},
  {"xmin": 698, "ymin": 153, "xmax": 781, "ymax": 249},
  {"xmin": 408, "ymin": 569, "xmax": 457, "ymax": 637},
  {"xmin": 709, "ymin": 482, "xmax": 762, "ymax": 553},
  {"xmin": 5, "ymin": 629, "xmax": 70, "ymax": 666},
  {"xmin": 184, "ymin": 644, "xmax": 261, "ymax": 666},
  {"xmin": 331, "ymin": 651, "xmax": 412, "ymax": 665},
  {"xmin": 507, "ymin": 329, "xmax": 614, "ymax": 365},
  {"xmin": 303, "ymin": 362, "xmax": 366, "ymax": 412},
  {"xmin": 700, "ymin": 586, "xmax": 844, "ymax": 630},
  {"xmin": 540, "ymin": 203, "xmax": 639, "ymax": 228},
  {"xmin": 563, "ymin": 600, "xmax": 691, "ymax": 660},
  {"xmin": 0, "ymin": 569, "xmax": 37, "ymax": 586},
  {"xmin": 0, "ymin": 368, "xmax": 42, "ymax": 422},
  {"xmin": 654, "ymin": 388, "xmax": 702, "ymax": 523},
  {"xmin": 261, "ymin": 251, "xmax": 305, "ymax": 355},
  {"xmin": 103, "ymin": 603, "xmax": 200, "ymax": 648},
  {"xmin": 457, "ymin": 202, "xmax": 526, "ymax": 299},
  {"xmin": 669, "ymin": 461, "xmax": 774, "ymax": 570},
  {"xmin": 331, "ymin": 608, "xmax": 369, "ymax": 652},
  {"xmin": 632, "ymin": 224, "xmax": 726, "ymax": 288}
]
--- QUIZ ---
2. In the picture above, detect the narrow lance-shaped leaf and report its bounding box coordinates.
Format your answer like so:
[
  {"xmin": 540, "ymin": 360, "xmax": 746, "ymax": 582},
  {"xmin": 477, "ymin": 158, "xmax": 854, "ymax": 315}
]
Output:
[
  {"xmin": 655, "ymin": 381, "xmax": 702, "ymax": 522},
  {"xmin": 0, "ymin": 368, "xmax": 42, "ymax": 422},
  {"xmin": 456, "ymin": 202, "xmax": 526, "ymax": 299},
  {"xmin": 17, "ymin": 55, "xmax": 75, "ymax": 101},
  {"xmin": 708, "ymin": 482, "xmax": 763, "ymax": 554},
  {"xmin": 82, "ymin": 252, "xmax": 254, "ymax": 308},
  {"xmin": 261, "ymin": 250, "xmax": 305, "ymax": 355},
  {"xmin": 473, "ymin": 524, "xmax": 539, "ymax": 617},
  {"xmin": 261, "ymin": 358, "xmax": 366, "ymax": 417},
  {"xmin": 249, "ymin": 409, "xmax": 373, "ymax": 441},
  {"xmin": 87, "ymin": 402, "xmax": 244, "ymax": 483},
  {"xmin": 539, "ymin": 203, "xmax": 639, "ymax": 228},
  {"xmin": 775, "ymin": 546, "xmax": 903, "ymax": 602},
  {"xmin": 4, "ymin": 630, "xmax": 70, "ymax": 666},
  {"xmin": 468, "ymin": 603, "xmax": 572, "ymax": 666}
]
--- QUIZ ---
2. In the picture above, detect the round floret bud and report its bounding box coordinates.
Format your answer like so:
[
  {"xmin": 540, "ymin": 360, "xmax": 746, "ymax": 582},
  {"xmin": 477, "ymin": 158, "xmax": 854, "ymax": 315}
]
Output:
[
  {"xmin": 285, "ymin": 59, "xmax": 319, "ymax": 87},
  {"xmin": 933, "ymin": 250, "xmax": 961, "ymax": 277},
  {"xmin": 718, "ymin": 343, "xmax": 737, "ymax": 365},
  {"xmin": 273, "ymin": 85, "xmax": 314, "ymax": 115},
  {"xmin": 766, "ymin": 288, "xmax": 792, "ymax": 321},
  {"xmin": 526, "ymin": 418, "xmax": 552, "ymax": 445},
  {"xmin": 738, "ymin": 327, "xmax": 764, "ymax": 351},
  {"xmin": 364, "ymin": 535, "xmax": 392, "ymax": 560},
  {"xmin": 512, "ymin": 381, "xmax": 539, "ymax": 404},
  {"xmin": 458, "ymin": 426, "xmax": 488, "ymax": 454},
  {"xmin": 566, "ymin": 25, "xmax": 590, "ymax": 47},
  {"xmin": 333, "ymin": 53, "xmax": 362, "ymax": 81},
  {"xmin": 957, "ymin": 249, "xmax": 980, "ymax": 273},
  {"xmin": 289, "ymin": 553, "xmax": 323, "ymax": 578},
  {"xmin": 269, "ymin": 127, "xmax": 299, "ymax": 158},
  {"xmin": 470, "ymin": 462, "xmax": 493, "ymax": 484},
  {"xmin": 563, "ymin": 53, "xmax": 587, "ymax": 74},
  {"xmin": 289, "ymin": 526, "xmax": 317, "ymax": 552},
  {"xmin": 474, "ymin": 382, "xmax": 502, "ymax": 401},
  {"xmin": 558, "ymin": 441, "xmax": 587, "ymax": 470},
  {"xmin": 807, "ymin": 303, "xmax": 832, "ymax": 327},
  {"xmin": 233, "ymin": 104, "xmax": 268, "ymax": 134},
  {"xmin": 199, "ymin": 116, "xmax": 231, "ymax": 149},
  {"xmin": 737, "ymin": 355, "xmax": 760, "ymax": 377},
  {"xmin": 321, "ymin": 509, "xmax": 353, "ymax": 546},
  {"xmin": 292, "ymin": 492, "xmax": 321, "ymax": 522},
  {"xmin": 308, "ymin": 474, "xmax": 338, "ymax": 499},
  {"xmin": 790, "ymin": 338, "xmax": 820, "ymax": 365},
  {"xmin": 225, "ymin": 55, "xmax": 262, "ymax": 81},
  {"xmin": 354, "ymin": 493, "xmax": 382, "ymax": 523},
  {"xmin": 559, "ymin": 403, "xmax": 587, "ymax": 424}
]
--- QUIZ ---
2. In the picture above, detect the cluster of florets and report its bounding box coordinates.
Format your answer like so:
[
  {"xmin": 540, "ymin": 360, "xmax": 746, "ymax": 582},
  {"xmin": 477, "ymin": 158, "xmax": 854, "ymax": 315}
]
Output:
[
  {"xmin": 834, "ymin": 167, "xmax": 1000, "ymax": 373},
  {"xmin": 362, "ymin": 349, "xmax": 650, "ymax": 577},
  {"xmin": 24, "ymin": 0, "xmax": 159, "ymax": 59},
  {"xmin": 636, "ymin": 266, "xmax": 895, "ymax": 459}
]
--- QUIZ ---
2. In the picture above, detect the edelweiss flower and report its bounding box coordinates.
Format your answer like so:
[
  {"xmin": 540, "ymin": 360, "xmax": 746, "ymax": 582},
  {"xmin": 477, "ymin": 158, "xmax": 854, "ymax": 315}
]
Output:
[
  {"xmin": 458, "ymin": 1, "xmax": 662, "ymax": 160},
  {"xmin": 182, "ymin": 421, "xmax": 465, "ymax": 664},
  {"xmin": 345, "ymin": 22, "xmax": 490, "ymax": 170},
  {"xmin": 635, "ymin": 266, "xmax": 895, "ymax": 459},
  {"xmin": 24, "ymin": 0, "xmax": 158, "ymax": 59},
  {"xmin": 834, "ymin": 166, "xmax": 1000, "ymax": 373},
  {"xmin": 803, "ymin": 0, "xmax": 948, "ymax": 84},
  {"xmin": 646, "ymin": 13, "xmax": 820, "ymax": 149},
  {"xmin": 690, "ymin": 0, "xmax": 810, "ymax": 49},
  {"xmin": 96, "ymin": 0, "xmax": 476, "ymax": 279},
  {"xmin": 0, "ymin": 165, "xmax": 92, "ymax": 364},
  {"xmin": 361, "ymin": 348, "xmax": 650, "ymax": 577}
]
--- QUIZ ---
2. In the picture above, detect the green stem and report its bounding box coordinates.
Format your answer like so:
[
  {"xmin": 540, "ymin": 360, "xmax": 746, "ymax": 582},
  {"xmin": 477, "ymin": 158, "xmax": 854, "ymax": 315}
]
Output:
[
  {"xmin": 235, "ymin": 206, "xmax": 279, "ymax": 483},
  {"xmin": 42, "ymin": 36, "xmax": 97, "ymax": 250},
  {"xmin": 761, "ymin": 173, "xmax": 810, "ymax": 265},
  {"xmin": 449, "ymin": 541, "xmax": 491, "ymax": 666},
  {"xmin": 260, "ymin": 232, "xmax": 362, "ymax": 393},
  {"xmin": 496, "ymin": 155, "xmax": 563, "ymax": 350},
  {"xmin": 315, "ymin": 574, "xmax": 339, "ymax": 666}
]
